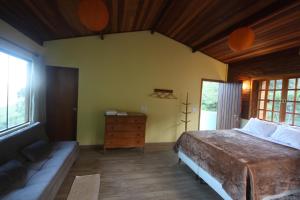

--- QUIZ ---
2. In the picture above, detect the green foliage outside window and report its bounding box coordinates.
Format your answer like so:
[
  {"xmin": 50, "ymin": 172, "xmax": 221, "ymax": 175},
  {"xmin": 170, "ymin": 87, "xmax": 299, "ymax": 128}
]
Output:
[{"xmin": 201, "ymin": 82, "xmax": 219, "ymax": 112}]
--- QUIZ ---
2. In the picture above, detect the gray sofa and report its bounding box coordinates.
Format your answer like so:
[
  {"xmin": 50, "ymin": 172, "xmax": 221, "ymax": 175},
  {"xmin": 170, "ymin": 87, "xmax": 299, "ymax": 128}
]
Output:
[{"xmin": 0, "ymin": 122, "xmax": 79, "ymax": 200}]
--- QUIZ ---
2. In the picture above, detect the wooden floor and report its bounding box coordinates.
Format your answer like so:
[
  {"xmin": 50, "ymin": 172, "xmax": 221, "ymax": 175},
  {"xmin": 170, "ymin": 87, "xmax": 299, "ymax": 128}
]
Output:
[{"xmin": 55, "ymin": 143, "xmax": 222, "ymax": 200}]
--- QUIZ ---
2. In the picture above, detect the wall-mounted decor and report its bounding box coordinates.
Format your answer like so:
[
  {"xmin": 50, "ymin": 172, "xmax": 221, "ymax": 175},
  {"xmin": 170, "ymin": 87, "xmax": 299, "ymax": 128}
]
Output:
[
  {"xmin": 181, "ymin": 93, "xmax": 191, "ymax": 132},
  {"xmin": 78, "ymin": 0, "xmax": 109, "ymax": 32},
  {"xmin": 150, "ymin": 89, "xmax": 177, "ymax": 99}
]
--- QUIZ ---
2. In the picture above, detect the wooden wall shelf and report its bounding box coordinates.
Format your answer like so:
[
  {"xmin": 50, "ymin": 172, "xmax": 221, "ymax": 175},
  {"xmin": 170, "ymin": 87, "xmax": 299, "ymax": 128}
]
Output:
[{"xmin": 150, "ymin": 88, "xmax": 177, "ymax": 99}]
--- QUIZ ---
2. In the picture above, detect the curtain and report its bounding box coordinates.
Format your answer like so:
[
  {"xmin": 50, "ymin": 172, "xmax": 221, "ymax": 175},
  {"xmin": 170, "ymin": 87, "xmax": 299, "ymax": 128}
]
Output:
[
  {"xmin": 217, "ymin": 82, "xmax": 242, "ymax": 129},
  {"xmin": 30, "ymin": 56, "xmax": 46, "ymax": 123}
]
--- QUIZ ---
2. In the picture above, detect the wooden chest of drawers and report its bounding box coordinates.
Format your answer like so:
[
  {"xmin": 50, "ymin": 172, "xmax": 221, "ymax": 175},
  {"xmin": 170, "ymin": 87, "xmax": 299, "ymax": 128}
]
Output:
[{"xmin": 104, "ymin": 113, "xmax": 147, "ymax": 150}]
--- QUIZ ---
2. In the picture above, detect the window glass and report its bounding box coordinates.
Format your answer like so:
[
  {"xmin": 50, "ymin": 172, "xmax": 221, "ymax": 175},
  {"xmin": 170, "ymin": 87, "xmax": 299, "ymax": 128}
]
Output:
[
  {"xmin": 274, "ymin": 101, "xmax": 280, "ymax": 111},
  {"xmin": 295, "ymin": 115, "xmax": 300, "ymax": 126},
  {"xmin": 0, "ymin": 53, "xmax": 8, "ymax": 131},
  {"xmin": 260, "ymin": 91, "xmax": 265, "ymax": 99},
  {"xmin": 259, "ymin": 101, "xmax": 265, "ymax": 109},
  {"xmin": 286, "ymin": 102, "xmax": 294, "ymax": 113},
  {"xmin": 266, "ymin": 111, "xmax": 272, "ymax": 121},
  {"xmin": 274, "ymin": 91, "xmax": 281, "ymax": 100},
  {"xmin": 285, "ymin": 113, "xmax": 293, "ymax": 124},
  {"xmin": 269, "ymin": 80, "xmax": 275, "ymax": 89},
  {"xmin": 273, "ymin": 112, "xmax": 280, "ymax": 122},
  {"xmin": 276, "ymin": 80, "xmax": 282, "ymax": 89},
  {"xmin": 0, "ymin": 51, "xmax": 30, "ymax": 134},
  {"xmin": 267, "ymin": 91, "xmax": 274, "ymax": 100},
  {"xmin": 289, "ymin": 78, "xmax": 296, "ymax": 89},
  {"xmin": 267, "ymin": 101, "xmax": 273, "ymax": 110},
  {"xmin": 296, "ymin": 91, "xmax": 300, "ymax": 101},
  {"xmin": 297, "ymin": 78, "xmax": 300, "ymax": 89},
  {"xmin": 258, "ymin": 110, "xmax": 264, "ymax": 119},
  {"xmin": 287, "ymin": 90, "xmax": 295, "ymax": 101},
  {"xmin": 296, "ymin": 103, "xmax": 300, "ymax": 113},
  {"xmin": 261, "ymin": 81, "xmax": 266, "ymax": 90}
]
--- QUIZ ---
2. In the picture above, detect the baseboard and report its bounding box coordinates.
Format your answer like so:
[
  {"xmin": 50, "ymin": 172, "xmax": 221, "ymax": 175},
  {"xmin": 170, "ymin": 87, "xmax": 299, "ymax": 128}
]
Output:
[
  {"xmin": 79, "ymin": 142, "xmax": 175, "ymax": 150},
  {"xmin": 145, "ymin": 142, "xmax": 175, "ymax": 146},
  {"xmin": 79, "ymin": 144, "xmax": 103, "ymax": 150}
]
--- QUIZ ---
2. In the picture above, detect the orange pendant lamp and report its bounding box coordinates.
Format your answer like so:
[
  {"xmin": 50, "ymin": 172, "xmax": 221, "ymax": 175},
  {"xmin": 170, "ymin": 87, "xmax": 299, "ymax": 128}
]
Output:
[
  {"xmin": 228, "ymin": 27, "xmax": 255, "ymax": 51},
  {"xmin": 78, "ymin": 0, "xmax": 109, "ymax": 32}
]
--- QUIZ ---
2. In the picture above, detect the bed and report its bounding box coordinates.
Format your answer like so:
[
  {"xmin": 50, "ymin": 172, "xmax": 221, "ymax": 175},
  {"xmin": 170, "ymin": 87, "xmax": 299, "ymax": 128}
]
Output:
[{"xmin": 174, "ymin": 119, "xmax": 300, "ymax": 200}]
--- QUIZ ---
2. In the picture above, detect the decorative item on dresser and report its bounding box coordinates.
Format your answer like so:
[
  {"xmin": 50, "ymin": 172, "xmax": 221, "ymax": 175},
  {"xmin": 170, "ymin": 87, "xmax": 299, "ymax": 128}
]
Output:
[{"xmin": 104, "ymin": 112, "xmax": 147, "ymax": 151}]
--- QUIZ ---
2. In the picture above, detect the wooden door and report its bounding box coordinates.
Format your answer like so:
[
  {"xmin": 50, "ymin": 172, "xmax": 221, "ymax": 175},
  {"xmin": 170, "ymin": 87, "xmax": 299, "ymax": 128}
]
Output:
[{"xmin": 46, "ymin": 66, "xmax": 78, "ymax": 141}]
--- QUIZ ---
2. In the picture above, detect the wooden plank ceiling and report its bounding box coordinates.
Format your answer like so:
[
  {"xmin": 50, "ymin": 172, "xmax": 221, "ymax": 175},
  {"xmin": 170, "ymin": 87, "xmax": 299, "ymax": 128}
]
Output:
[{"xmin": 0, "ymin": 0, "xmax": 299, "ymax": 64}]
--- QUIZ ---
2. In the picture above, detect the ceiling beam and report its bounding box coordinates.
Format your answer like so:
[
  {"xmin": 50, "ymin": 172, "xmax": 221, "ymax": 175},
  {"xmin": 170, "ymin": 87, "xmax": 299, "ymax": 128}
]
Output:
[
  {"xmin": 191, "ymin": 0, "xmax": 296, "ymax": 53},
  {"xmin": 150, "ymin": 0, "xmax": 173, "ymax": 34}
]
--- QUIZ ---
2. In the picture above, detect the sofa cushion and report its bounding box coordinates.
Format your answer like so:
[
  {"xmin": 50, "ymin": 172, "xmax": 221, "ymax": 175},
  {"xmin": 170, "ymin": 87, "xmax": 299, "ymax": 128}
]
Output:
[
  {"xmin": 0, "ymin": 122, "xmax": 48, "ymax": 165},
  {"xmin": 27, "ymin": 159, "xmax": 49, "ymax": 171},
  {"xmin": 27, "ymin": 166, "xmax": 60, "ymax": 186},
  {"xmin": 43, "ymin": 142, "xmax": 77, "ymax": 168},
  {"xmin": 25, "ymin": 142, "xmax": 78, "ymax": 187},
  {"xmin": 22, "ymin": 140, "xmax": 51, "ymax": 162},
  {"xmin": 0, "ymin": 172, "xmax": 11, "ymax": 194},
  {"xmin": 1, "ymin": 182, "xmax": 49, "ymax": 200},
  {"xmin": 1, "ymin": 141, "xmax": 78, "ymax": 200},
  {"xmin": 0, "ymin": 160, "xmax": 27, "ymax": 195},
  {"xmin": 0, "ymin": 120, "xmax": 79, "ymax": 200}
]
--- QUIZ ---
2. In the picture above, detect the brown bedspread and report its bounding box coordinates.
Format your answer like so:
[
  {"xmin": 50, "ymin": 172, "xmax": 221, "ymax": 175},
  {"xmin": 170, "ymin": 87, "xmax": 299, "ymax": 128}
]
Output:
[{"xmin": 174, "ymin": 130, "xmax": 300, "ymax": 200}]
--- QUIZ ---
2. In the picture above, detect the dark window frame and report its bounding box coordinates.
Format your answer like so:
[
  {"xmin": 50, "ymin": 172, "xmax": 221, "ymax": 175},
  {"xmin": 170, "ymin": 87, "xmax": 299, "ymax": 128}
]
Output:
[{"xmin": 257, "ymin": 77, "xmax": 300, "ymax": 126}]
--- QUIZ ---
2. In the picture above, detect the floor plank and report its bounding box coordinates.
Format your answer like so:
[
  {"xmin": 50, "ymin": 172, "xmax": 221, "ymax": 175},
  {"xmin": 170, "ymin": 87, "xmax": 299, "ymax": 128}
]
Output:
[{"xmin": 55, "ymin": 143, "xmax": 222, "ymax": 200}]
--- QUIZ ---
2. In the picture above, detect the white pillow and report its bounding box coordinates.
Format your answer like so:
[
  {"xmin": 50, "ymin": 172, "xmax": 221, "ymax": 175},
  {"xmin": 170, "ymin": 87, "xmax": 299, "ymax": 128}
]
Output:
[
  {"xmin": 271, "ymin": 125, "xmax": 300, "ymax": 149},
  {"xmin": 280, "ymin": 123, "xmax": 300, "ymax": 131},
  {"xmin": 242, "ymin": 118, "xmax": 278, "ymax": 137}
]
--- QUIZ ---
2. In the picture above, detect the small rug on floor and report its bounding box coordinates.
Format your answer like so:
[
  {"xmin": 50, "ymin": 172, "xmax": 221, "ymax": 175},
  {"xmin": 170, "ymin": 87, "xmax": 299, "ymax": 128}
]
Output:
[{"xmin": 67, "ymin": 174, "xmax": 101, "ymax": 200}]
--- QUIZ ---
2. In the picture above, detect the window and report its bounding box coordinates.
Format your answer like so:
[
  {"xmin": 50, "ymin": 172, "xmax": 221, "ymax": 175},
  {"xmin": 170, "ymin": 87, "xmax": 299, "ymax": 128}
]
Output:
[
  {"xmin": 285, "ymin": 78, "xmax": 300, "ymax": 125},
  {"xmin": 258, "ymin": 79, "xmax": 283, "ymax": 123},
  {"xmin": 257, "ymin": 78, "xmax": 300, "ymax": 126},
  {"xmin": 0, "ymin": 51, "xmax": 31, "ymax": 133}
]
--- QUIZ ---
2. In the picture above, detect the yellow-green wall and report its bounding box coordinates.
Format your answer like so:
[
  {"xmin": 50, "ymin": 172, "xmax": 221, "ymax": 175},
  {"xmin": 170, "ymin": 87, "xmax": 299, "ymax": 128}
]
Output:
[
  {"xmin": 0, "ymin": 20, "xmax": 227, "ymax": 145},
  {"xmin": 44, "ymin": 31, "xmax": 227, "ymax": 145}
]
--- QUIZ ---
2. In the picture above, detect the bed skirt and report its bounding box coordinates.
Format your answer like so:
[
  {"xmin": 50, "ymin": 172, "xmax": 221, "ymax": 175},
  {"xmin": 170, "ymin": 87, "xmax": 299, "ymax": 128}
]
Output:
[{"xmin": 178, "ymin": 150, "xmax": 232, "ymax": 200}]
